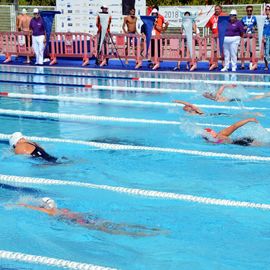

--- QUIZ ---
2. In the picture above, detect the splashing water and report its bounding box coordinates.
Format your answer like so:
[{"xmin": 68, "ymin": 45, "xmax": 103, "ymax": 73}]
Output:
[
  {"xmin": 179, "ymin": 118, "xmax": 205, "ymax": 138},
  {"xmin": 236, "ymin": 123, "xmax": 270, "ymax": 144}
]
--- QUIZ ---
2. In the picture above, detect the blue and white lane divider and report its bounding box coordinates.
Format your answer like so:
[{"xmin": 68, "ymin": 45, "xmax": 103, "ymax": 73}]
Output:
[
  {"xmin": 0, "ymin": 80, "xmax": 196, "ymax": 93},
  {"xmin": 0, "ymin": 92, "xmax": 268, "ymax": 111},
  {"xmin": 0, "ymin": 109, "xmax": 269, "ymax": 129},
  {"xmin": 1, "ymin": 77, "xmax": 270, "ymax": 88},
  {"xmin": 0, "ymin": 250, "xmax": 115, "ymax": 270},
  {"xmin": 1, "ymin": 133, "xmax": 270, "ymax": 162},
  {"xmin": 1, "ymin": 174, "xmax": 270, "ymax": 210},
  {"xmin": 132, "ymin": 77, "xmax": 270, "ymax": 86},
  {"xmin": 0, "ymin": 69, "xmax": 269, "ymax": 87}
]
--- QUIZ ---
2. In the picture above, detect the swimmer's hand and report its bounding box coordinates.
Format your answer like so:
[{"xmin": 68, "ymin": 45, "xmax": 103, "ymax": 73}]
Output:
[
  {"xmin": 254, "ymin": 112, "xmax": 264, "ymax": 117},
  {"xmin": 226, "ymin": 84, "xmax": 237, "ymax": 88},
  {"xmin": 249, "ymin": 117, "xmax": 258, "ymax": 123}
]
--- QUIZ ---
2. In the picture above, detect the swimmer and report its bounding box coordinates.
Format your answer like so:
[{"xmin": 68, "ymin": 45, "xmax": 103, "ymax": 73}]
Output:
[
  {"xmin": 9, "ymin": 132, "xmax": 57, "ymax": 162},
  {"xmin": 173, "ymin": 100, "xmax": 253, "ymax": 116},
  {"xmin": 173, "ymin": 100, "xmax": 204, "ymax": 115},
  {"xmin": 203, "ymin": 84, "xmax": 270, "ymax": 102},
  {"xmin": 203, "ymin": 84, "xmax": 239, "ymax": 102},
  {"xmin": 173, "ymin": 100, "xmax": 234, "ymax": 117},
  {"xmin": 17, "ymin": 197, "xmax": 164, "ymax": 237},
  {"xmin": 203, "ymin": 117, "xmax": 259, "ymax": 146}
]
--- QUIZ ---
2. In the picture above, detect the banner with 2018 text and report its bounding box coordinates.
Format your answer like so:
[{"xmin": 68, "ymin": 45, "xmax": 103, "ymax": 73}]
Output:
[{"xmin": 159, "ymin": 5, "xmax": 215, "ymax": 28}]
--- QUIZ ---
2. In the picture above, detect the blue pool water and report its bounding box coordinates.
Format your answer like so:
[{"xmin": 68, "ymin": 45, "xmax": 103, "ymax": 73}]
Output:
[{"xmin": 1, "ymin": 65, "xmax": 270, "ymax": 270}]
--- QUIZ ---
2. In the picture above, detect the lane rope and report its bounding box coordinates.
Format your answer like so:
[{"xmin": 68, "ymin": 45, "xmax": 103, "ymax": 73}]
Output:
[
  {"xmin": 0, "ymin": 250, "xmax": 115, "ymax": 270},
  {"xmin": 0, "ymin": 108, "xmax": 181, "ymax": 125},
  {"xmin": 133, "ymin": 77, "xmax": 270, "ymax": 86},
  {"xmin": 0, "ymin": 69, "xmax": 266, "ymax": 86},
  {"xmin": 1, "ymin": 92, "xmax": 268, "ymax": 111},
  {"xmin": 0, "ymin": 109, "xmax": 270, "ymax": 130},
  {"xmin": 1, "ymin": 133, "xmax": 270, "ymax": 162},
  {"xmin": 1, "ymin": 174, "xmax": 270, "ymax": 210}
]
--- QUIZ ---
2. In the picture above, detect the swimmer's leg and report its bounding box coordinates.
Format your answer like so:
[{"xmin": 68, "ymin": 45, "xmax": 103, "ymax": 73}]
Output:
[{"xmin": 84, "ymin": 221, "xmax": 166, "ymax": 237}]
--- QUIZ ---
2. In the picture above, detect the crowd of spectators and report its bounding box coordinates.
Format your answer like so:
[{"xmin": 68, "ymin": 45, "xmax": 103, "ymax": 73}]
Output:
[{"xmin": 13, "ymin": 4, "xmax": 270, "ymax": 71}]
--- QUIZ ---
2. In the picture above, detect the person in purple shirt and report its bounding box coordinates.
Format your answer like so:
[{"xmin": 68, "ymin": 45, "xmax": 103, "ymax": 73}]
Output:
[
  {"xmin": 221, "ymin": 9, "xmax": 244, "ymax": 72},
  {"xmin": 29, "ymin": 8, "xmax": 46, "ymax": 65}
]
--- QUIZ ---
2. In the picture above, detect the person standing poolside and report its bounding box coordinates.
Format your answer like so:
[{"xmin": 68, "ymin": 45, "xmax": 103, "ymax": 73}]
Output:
[
  {"xmin": 241, "ymin": 5, "xmax": 257, "ymax": 70},
  {"xmin": 122, "ymin": 8, "xmax": 139, "ymax": 66},
  {"xmin": 9, "ymin": 132, "xmax": 57, "ymax": 162},
  {"xmin": 203, "ymin": 118, "xmax": 259, "ymax": 146},
  {"xmin": 29, "ymin": 8, "xmax": 46, "ymax": 65},
  {"xmin": 263, "ymin": 6, "xmax": 270, "ymax": 71},
  {"xmin": 18, "ymin": 8, "xmax": 32, "ymax": 64},
  {"xmin": 17, "ymin": 197, "xmax": 164, "ymax": 237},
  {"xmin": 173, "ymin": 11, "xmax": 199, "ymax": 72},
  {"xmin": 206, "ymin": 5, "xmax": 227, "ymax": 70},
  {"xmin": 150, "ymin": 8, "xmax": 169, "ymax": 70},
  {"xmin": 96, "ymin": 5, "xmax": 112, "ymax": 67},
  {"xmin": 221, "ymin": 10, "xmax": 244, "ymax": 72}
]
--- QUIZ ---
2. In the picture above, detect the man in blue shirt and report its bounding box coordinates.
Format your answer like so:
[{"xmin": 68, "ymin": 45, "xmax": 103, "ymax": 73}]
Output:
[
  {"xmin": 263, "ymin": 6, "xmax": 270, "ymax": 70},
  {"xmin": 29, "ymin": 8, "xmax": 46, "ymax": 65},
  {"xmin": 241, "ymin": 5, "xmax": 257, "ymax": 70}
]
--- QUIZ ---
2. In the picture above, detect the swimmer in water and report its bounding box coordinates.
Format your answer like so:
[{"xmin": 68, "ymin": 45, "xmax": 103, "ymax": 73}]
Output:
[
  {"xmin": 17, "ymin": 197, "xmax": 164, "ymax": 237},
  {"xmin": 172, "ymin": 100, "xmax": 261, "ymax": 117},
  {"xmin": 173, "ymin": 100, "xmax": 204, "ymax": 115},
  {"xmin": 9, "ymin": 132, "xmax": 57, "ymax": 162},
  {"xmin": 173, "ymin": 99, "xmax": 232, "ymax": 116},
  {"xmin": 203, "ymin": 84, "xmax": 270, "ymax": 102},
  {"xmin": 203, "ymin": 117, "xmax": 259, "ymax": 146}
]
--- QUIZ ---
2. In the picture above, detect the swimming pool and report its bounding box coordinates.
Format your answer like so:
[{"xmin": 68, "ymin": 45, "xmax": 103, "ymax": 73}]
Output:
[{"xmin": 1, "ymin": 65, "xmax": 270, "ymax": 270}]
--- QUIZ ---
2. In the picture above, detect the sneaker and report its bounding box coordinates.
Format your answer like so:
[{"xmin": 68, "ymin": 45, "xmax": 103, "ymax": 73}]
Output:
[
  {"xmin": 221, "ymin": 67, "xmax": 228, "ymax": 72},
  {"xmin": 232, "ymin": 67, "xmax": 236, "ymax": 72}
]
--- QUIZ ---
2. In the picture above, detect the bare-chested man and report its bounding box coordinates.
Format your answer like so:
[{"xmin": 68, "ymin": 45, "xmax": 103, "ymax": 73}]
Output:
[
  {"xmin": 18, "ymin": 8, "xmax": 32, "ymax": 63},
  {"xmin": 122, "ymin": 8, "xmax": 137, "ymax": 34},
  {"xmin": 122, "ymin": 8, "xmax": 139, "ymax": 66}
]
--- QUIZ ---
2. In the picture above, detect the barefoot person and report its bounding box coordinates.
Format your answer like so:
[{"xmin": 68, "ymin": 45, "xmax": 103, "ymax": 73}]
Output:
[
  {"xmin": 122, "ymin": 8, "xmax": 140, "ymax": 67},
  {"xmin": 17, "ymin": 197, "xmax": 164, "ymax": 237},
  {"xmin": 18, "ymin": 8, "xmax": 32, "ymax": 64},
  {"xmin": 96, "ymin": 5, "xmax": 112, "ymax": 67},
  {"xmin": 9, "ymin": 132, "xmax": 57, "ymax": 162},
  {"xmin": 203, "ymin": 118, "xmax": 259, "ymax": 146}
]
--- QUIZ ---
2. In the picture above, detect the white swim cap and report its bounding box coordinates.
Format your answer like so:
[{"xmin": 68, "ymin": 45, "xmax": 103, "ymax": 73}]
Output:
[
  {"xmin": 230, "ymin": 9, "xmax": 237, "ymax": 16},
  {"xmin": 9, "ymin": 132, "xmax": 24, "ymax": 147},
  {"xmin": 41, "ymin": 197, "xmax": 57, "ymax": 209},
  {"xmin": 22, "ymin": 8, "xmax": 27, "ymax": 14}
]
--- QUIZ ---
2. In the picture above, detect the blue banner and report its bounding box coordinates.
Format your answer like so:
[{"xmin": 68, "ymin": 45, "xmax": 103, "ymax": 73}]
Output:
[
  {"xmin": 140, "ymin": 16, "xmax": 156, "ymax": 56},
  {"xmin": 218, "ymin": 16, "xmax": 229, "ymax": 55},
  {"xmin": 40, "ymin": 11, "xmax": 61, "ymax": 55}
]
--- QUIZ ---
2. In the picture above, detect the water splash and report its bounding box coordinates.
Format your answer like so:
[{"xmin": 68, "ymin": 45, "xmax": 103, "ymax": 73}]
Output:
[{"xmin": 178, "ymin": 118, "xmax": 204, "ymax": 138}]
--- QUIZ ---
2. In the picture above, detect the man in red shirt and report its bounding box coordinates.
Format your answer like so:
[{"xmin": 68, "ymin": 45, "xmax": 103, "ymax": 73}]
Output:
[
  {"xmin": 150, "ymin": 8, "xmax": 169, "ymax": 70},
  {"xmin": 206, "ymin": 5, "xmax": 227, "ymax": 70}
]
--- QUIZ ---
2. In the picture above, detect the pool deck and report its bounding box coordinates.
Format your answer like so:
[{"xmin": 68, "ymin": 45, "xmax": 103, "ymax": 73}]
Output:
[{"xmin": 1, "ymin": 55, "xmax": 270, "ymax": 75}]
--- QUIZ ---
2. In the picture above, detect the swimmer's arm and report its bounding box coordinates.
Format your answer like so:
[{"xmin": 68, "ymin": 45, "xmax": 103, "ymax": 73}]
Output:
[
  {"xmin": 173, "ymin": 100, "xmax": 192, "ymax": 106},
  {"xmin": 218, "ymin": 118, "xmax": 258, "ymax": 137},
  {"xmin": 248, "ymin": 92, "xmax": 270, "ymax": 101},
  {"xmin": 17, "ymin": 203, "xmax": 53, "ymax": 215},
  {"xmin": 215, "ymin": 85, "xmax": 226, "ymax": 99}
]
